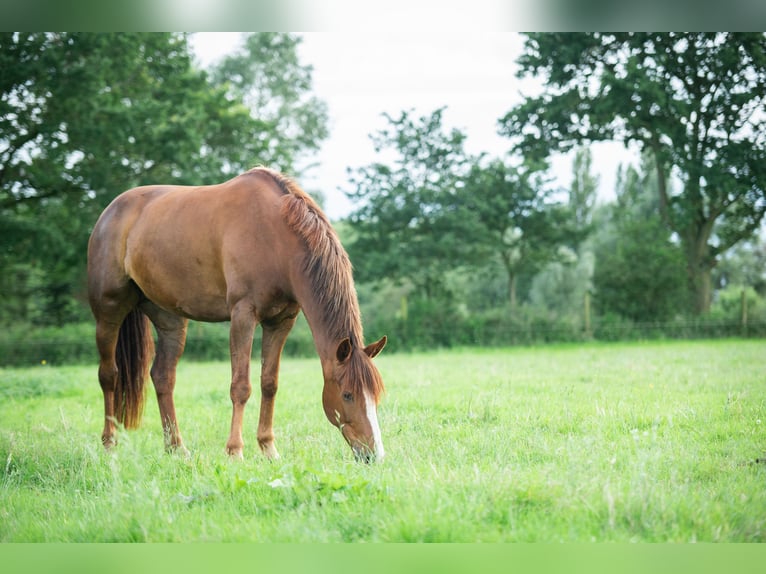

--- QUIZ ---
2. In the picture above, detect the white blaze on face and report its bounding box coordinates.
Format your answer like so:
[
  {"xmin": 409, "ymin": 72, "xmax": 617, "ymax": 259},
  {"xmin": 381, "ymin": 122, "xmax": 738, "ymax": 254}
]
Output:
[{"xmin": 363, "ymin": 388, "xmax": 384, "ymax": 460}]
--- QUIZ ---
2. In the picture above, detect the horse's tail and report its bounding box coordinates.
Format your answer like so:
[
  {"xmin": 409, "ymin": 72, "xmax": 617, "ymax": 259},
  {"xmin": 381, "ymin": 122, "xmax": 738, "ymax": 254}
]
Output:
[{"xmin": 114, "ymin": 308, "xmax": 154, "ymax": 429}]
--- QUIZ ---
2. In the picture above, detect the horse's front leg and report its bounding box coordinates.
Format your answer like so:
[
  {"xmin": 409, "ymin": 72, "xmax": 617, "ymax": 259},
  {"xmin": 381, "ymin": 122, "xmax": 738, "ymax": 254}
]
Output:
[
  {"xmin": 257, "ymin": 311, "xmax": 298, "ymax": 460},
  {"xmin": 226, "ymin": 302, "xmax": 257, "ymax": 458}
]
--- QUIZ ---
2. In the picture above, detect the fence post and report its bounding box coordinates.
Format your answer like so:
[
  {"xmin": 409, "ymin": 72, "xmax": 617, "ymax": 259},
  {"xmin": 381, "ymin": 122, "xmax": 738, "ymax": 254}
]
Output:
[{"xmin": 741, "ymin": 289, "xmax": 748, "ymax": 336}]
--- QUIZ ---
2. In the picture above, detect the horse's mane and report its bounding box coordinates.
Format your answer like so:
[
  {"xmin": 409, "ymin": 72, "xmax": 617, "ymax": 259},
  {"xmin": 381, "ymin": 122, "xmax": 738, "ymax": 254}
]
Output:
[{"xmin": 248, "ymin": 167, "xmax": 383, "ymax": 401}]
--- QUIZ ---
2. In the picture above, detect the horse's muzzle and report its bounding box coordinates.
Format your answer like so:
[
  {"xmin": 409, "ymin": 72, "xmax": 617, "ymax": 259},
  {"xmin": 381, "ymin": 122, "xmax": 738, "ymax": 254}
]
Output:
[{"xmin": 352, "ymin": 444, "xmax": 383, "ymax": 464}]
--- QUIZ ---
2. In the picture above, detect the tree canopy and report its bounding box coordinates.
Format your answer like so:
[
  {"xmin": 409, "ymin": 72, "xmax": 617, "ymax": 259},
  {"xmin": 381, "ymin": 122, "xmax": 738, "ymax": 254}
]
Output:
[
  {"xmin": 2, "ymin": 32, "xmax": 765, "ymax": 340},
  {"xmin": 345, "ymin": 108, "xmax": 473, "ymax": 298},
  {"xmin": 210, "ymin": 33, "xmax": 328, "ymax": 177},
  {"xmin": 0, "ymin": 32, "xmax": 327, "ymax": 325},
  {"xmin": 345, "ymin": 109, "xmax": 582, "ymax": 308},
  {"xmin": 500, "ymin": 32, "xmax": 766, "ymax": 313}
]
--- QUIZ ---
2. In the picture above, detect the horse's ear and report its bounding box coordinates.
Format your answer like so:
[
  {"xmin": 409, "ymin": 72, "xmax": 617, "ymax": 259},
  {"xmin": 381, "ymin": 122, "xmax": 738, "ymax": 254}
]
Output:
[
  {"xmin": 364, "ymin": 335, "xmax": 387, "ymax": 359},
  {"xmin": 336, "ymin": 338, "xmax": 353, "ymax": 363}
]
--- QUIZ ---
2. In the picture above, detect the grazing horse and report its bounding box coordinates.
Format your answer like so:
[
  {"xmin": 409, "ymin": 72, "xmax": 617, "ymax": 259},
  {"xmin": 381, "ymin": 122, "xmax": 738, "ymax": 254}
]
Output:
[{"xmin": 87, "ymin": 167, "xmax": 387, "ymax": 462}]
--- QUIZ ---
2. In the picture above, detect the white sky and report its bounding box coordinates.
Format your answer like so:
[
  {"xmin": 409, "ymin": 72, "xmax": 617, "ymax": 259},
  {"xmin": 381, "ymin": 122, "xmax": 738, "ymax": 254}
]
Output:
[{"xmin": 191, "ymin": 32, "xmax": 639, "ymax": 219}]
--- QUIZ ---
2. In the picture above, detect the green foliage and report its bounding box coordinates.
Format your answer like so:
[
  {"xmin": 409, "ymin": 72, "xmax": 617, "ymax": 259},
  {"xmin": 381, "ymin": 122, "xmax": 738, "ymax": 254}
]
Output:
[
  {"xmin": 0, "ymin": 315, "xmax": 318, "ymax": 367},
  {"xmin": 569, "ymin": 147, "xmax": 599, "ymax": 232},
  {"xmin": 2, "ymin": 341, "xmax": 765, "ymax": 541},
  {"xmin": 210, "ymin": 33, "xmax": 328, "ymax": 176},
  {"xmin": 502, "ymin": 32, "xmax": 766, "ymax": 313},
  {"xmin": 0, "ymin": 323, "xmax": 96, "ymax": 367},
  {"xmin": 183, "ymin": 314, "xmax": 317, "ymax": 361},
  {"xmin": 593, "ymin": 216, "xmax": 689, "ymax": 321},
  {"xmin": 714, "ymin": 237, "xmax": 766, "ymax": 296},
  {"xmin": 711, "ymin": 285, "xmax": 766, "ymax": 334},
  {"xmin": 529, "ymin": 250, "xmax": 594, "ymax": 318},
  {"xmin": 345, "ymin": 108, "xmax": 473, "ymax": 296},
  {"xmin": 0, "ymin": 33, "xmax": 328, "ymax": 327},
  {"xmin": 525, "ymin": 148, "xmax": 597, "ymax": 318},
  {"xmin": 2, "ymin": 33, "xmax": 224, "ymax": 204},
  {"xmin": 3, "ymin": 32, "xmax": 765, "ymax": 349},
  {"xmin": 461, "ymin": 159, "xmax": 582, "ymax": 307},
  {"xmin": 345, "ymin": 110, "xmax": 582, "ymax": 308},
  {"xmin": 2, "ymin": 33, "xmax": 220, "ymax": 325},
  {"xmin": 591, "ymin": 155, "xmax": 691, "ymax": 321}
]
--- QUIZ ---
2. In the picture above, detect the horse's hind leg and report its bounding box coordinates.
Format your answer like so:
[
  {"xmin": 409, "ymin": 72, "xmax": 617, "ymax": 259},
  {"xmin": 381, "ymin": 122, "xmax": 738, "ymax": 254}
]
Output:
[
  {"xmin": 93, "ymin": 293, "xmax": 139, "ymax": 448},
  {"xmin": 257, "ymin": 311, "xmax": 299, "ymax": 460},
  {"xmin": 225, "ymin": 300, "xmax": 258, "ymax": 459},
  {"xmin": 95, "ymin": 316, "xmax": 126, "ymax": 448},
  {"xmin": 141, "ymin": 302, "xmax": 189, "ymax": 454}
]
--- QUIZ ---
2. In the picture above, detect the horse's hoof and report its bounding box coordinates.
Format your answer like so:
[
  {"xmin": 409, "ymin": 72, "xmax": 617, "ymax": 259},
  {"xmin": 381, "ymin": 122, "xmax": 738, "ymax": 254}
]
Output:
[
  {"xmin": 264, "ymin": 447, "xmax": 281, "ymax": 461},
  {"xmin": 258, "ymin": 441, "xmax": 280, "ymax": 461},
  {"xmin": 226, "ymin": 447, "xmax": 244, "ymax": 460},
  {"xmin": 167, "ymin": 444, "xmax": 191, "ymax": 458}
]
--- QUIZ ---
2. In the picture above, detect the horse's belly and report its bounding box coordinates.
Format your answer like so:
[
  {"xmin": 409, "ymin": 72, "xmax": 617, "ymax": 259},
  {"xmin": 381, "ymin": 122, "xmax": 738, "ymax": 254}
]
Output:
[
  {"xmin": 154, "ymin": 289, "xmax": 231, "ymax": 322},
  {"xmin": 126, "ymin": 247, "xmax": 231, "ymax": 322}
]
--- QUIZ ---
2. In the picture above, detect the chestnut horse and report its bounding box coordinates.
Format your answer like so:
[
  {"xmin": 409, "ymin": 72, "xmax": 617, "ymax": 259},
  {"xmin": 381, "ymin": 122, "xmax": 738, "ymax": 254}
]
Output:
[{"xmin": 87, "ymin": 167, "xmax": 387, "ymax": 462}]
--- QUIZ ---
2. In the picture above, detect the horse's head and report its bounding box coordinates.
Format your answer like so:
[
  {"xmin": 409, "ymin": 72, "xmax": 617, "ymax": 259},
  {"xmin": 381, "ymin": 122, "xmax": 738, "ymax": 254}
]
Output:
[{"xmin": 322, "ymin": 335, "xmax": 387, "ymax": 462}]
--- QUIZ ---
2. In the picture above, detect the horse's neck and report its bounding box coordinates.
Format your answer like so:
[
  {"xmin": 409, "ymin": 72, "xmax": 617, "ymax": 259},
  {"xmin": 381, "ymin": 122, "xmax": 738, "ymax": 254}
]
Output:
[{"xmin": 293, "ymin": 277, "xmax": 363, "ymax": 362}]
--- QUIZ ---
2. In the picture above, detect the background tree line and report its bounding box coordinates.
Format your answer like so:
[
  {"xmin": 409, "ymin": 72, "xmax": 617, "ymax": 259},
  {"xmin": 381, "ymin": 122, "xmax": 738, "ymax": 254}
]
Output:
[
  {"xmin": 344, "ymin": 32, "xmax": 766, "ymax": 350},
  {"xmin": 1, "ymin": 32, "xmax": 765, "ymax": 363}
]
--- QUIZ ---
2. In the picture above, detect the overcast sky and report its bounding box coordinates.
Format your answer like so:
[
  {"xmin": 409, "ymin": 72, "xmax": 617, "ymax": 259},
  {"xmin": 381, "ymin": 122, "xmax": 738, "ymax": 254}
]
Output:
[{"xmin": 191, "ymin": 32, "xmax": 638, "ymax": 219}]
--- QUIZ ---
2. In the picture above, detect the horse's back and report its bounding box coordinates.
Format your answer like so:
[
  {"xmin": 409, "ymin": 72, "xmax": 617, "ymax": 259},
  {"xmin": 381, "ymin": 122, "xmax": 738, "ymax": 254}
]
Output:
[{"xmin": 89, "ymin": 173, "xmax": 297, "ymax": 321}]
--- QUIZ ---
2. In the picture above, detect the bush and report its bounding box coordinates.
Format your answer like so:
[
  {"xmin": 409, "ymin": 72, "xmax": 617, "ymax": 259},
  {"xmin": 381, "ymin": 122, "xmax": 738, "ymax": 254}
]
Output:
[
  {"xmin": 709, "ymin": 286, "xmax": 766, "ymax": 337},
  {"xmin": 592, "ymin": 217, "xmax": 690, "ymax": 321},
  {"xmin": 363, "ymin": 299, "xmax": 588, "ymax": 352},
  {"xmin": 1, "ymin": 289, "xmax": 764, "ymax": 367},
  {"xmin": 0, "ymin": 322, "xmax": 97, "ymax": 366},
  {"xmin": 0, "ymin": 314, "xmax": 319, "ymax": 367}
]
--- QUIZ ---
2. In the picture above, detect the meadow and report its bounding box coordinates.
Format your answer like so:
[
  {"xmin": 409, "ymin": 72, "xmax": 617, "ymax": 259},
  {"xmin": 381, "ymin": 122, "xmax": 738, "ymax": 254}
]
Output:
[{"xmin": 1, "ymin": 339, "xmax": 764, "ymax": 542}]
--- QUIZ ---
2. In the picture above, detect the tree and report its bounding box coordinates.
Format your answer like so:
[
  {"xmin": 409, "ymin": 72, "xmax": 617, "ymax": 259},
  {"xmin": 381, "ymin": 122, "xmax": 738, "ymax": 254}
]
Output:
[
  {"xmin": 714, "ymin": 236, "xmax": 766, "ymax": 296},
  {"xmin": 2, "ymin": 34, "xmax": 210, "ymax": 209},
  {"xmin": 345, "ymin": 108, "xmax": 472, "ymax": 299},
  {"xmin": 210, "ymin": 33, "xmax": 328, "ymax": 177},
  {"xmin": 528, "ymin": 147, "xmax": 599, "ymax": 317},
  {"xmin": 500, "ymin": 32, "xmax": 766, "ymax": 314},
  {"xmin": 1, "ymin": 33, "xmax": 223, "ymax": 323},
  {"xmin": 592, "ymin": 158, "xmax": 689, "ymax": 321},
  {"xmin": 459, "ymin": 159, "xmax": 577, "ymax": 308},
  {"xmin": 346, "ymin": 108, "xmax": 582, "ymax": 310},
  {"xmin": 569, "ymin": 147, "xmax": 598, "ymax": 235},
  {"xmin": 529, "ymin": 250, "xmax": 595, "ymax": 317},
  {"xmin": 0, "ymin": 33, "xmax": 328, "ymax": 325}
]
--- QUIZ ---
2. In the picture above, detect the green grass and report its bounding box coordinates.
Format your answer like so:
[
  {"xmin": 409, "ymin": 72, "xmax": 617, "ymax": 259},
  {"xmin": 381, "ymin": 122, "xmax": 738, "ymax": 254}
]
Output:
[{"xmin": 1, "ymin": 339, "xmax": 765, "ymax": 542}]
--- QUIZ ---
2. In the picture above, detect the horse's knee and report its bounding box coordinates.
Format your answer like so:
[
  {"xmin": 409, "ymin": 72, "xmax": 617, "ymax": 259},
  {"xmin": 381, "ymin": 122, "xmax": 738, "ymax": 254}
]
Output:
[
  {"xmin": 150, "ymin": 363, "xmax": 161, "ymax": 386},
  {"xmin": 261, "ymin": 376, "xmax": 278, "ymax": 399},
  {"xmin": 98, "ymin": 363, "xmax": 118, "ymax": 392},
  {"xmin": 150, "ymin": 364, "xmax": 176, "ymax": 396},
  {"xmin": 230, "ymin": 379, "xmax": 252, "ymax": 404}
]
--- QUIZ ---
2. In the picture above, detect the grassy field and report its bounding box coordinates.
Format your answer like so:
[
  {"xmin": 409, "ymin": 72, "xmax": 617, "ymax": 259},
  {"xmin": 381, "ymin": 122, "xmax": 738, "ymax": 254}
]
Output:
[{"xmin": 1, "ymin": 339, "xmax": 764, "ymax": 542}]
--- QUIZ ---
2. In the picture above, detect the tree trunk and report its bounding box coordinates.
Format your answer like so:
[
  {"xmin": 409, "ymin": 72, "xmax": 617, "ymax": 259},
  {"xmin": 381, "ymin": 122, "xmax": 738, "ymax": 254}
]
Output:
[
  {"xmin": 653, "ymin": 145, "xmax": 716, "ymax": 316},
  {"xmin": 688, "ymin": 264, "xmax": 713, "ymax": 314},
  {"xmin": 502, "ymin": 252, "xmax": 518, "ymax": 310},
  {"xmin": 684, "ymin": 237, "xmax": 715, "ymax": 315},
  {"xmin": 508, "ymin": 273, "xmax": 517, "ymax": 309}
]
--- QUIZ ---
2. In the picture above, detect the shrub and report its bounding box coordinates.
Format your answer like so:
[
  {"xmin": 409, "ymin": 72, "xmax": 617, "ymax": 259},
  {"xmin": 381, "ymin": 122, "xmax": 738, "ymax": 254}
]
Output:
[
  {"xmin": 0, "ymin": 322, "xmax": 96, "ymax": 366},
  {"xmin": 0, "ymin": 314, "xmax": 319, "ymax": 367}
]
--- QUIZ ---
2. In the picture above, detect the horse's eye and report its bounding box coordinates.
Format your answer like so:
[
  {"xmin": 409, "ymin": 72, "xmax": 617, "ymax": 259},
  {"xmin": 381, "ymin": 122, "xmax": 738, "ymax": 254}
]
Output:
[{"xmin": 342, "ymin": 391, "xmax": 353, "ymax": 403}]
